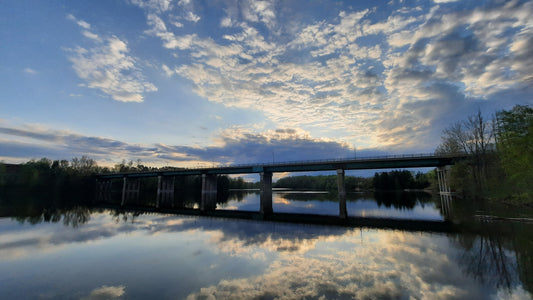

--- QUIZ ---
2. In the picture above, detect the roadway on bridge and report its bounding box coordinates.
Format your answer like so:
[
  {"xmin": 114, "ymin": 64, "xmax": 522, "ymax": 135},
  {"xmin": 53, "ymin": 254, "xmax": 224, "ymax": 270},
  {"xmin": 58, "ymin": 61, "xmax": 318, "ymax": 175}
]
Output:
[{"xmin": 97, "ymin": 153, "xmax": 468, "ymax": 179}]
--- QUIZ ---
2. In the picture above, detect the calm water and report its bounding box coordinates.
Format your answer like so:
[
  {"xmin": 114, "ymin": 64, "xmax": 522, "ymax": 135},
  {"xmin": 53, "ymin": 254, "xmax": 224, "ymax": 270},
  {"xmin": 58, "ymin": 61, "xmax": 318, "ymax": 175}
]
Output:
[{"xmin": 1, "ymin": 190, "xmax": 532, "ymax": 299}]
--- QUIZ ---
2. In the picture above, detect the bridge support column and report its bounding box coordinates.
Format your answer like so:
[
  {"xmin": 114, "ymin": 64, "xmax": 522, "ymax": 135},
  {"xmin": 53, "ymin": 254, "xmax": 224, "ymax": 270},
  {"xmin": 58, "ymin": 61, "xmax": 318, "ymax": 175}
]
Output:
[
  {"xmin": 157, "ymin": 176, "xmax": 175, "ymax": 208},
  {"xmin": 437, "ymin": 166, "xmax": 451, "ymax": 195},
  {"xmin": 95, "ymin": 179, "xmax": 112, "ymax": 203},
  {"xmin": 337, "ymin": 169, "xmax": 347, "ymax": 219},
  {"xmin": 260, "ymin": 172, "xmax": 273, "ymax": 215},
  {"xmin": 121, "ymin": 177, "xmax": 140, "ymax": 206},
  {"xmin": 201, "ymin": 174, "xmax": 217, "ymax": 211}
]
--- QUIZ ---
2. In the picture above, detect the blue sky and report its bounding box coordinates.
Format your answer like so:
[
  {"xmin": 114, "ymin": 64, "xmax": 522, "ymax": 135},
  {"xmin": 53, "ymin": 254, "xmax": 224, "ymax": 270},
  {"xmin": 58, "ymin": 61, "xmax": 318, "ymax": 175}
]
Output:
[{"xmin": 1, "ymin": 0, "xmax": 532, "ymax": 168}]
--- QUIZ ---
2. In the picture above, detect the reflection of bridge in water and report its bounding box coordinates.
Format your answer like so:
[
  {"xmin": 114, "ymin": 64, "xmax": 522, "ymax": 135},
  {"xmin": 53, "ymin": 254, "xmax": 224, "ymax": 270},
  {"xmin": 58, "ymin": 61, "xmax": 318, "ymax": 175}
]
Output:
[
  {"xmin": 97, "ymin": 203, "xmax": 460, "ymax": 234},
  {"xmin": 96, "ymin": 153, "xmax": 467, "ymax": 220}
]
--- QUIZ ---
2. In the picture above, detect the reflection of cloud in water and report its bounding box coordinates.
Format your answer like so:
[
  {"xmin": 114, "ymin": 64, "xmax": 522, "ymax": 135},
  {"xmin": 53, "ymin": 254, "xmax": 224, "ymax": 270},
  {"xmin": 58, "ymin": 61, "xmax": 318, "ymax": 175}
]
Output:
[
  {"xmin": 1, "ymin": 211, "xmax": 531, "ymax": 299},
  {"xmin": 81, "ymin": 285, "xmax": 125, "ymax": 300},
  {"xmin": 186, "ymin": 230, "xmax": 523, "ymax": 299},
  {"xmin": 274, "ymin": 198, "xmax": 291, "ymax": 205}
]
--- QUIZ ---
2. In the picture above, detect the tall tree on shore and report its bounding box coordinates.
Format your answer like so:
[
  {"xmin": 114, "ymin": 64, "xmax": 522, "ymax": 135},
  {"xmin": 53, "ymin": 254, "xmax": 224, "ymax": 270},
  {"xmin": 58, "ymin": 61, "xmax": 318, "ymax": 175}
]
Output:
[
  {"xmin": 495, "ymin": 105, "xmax": 533, "ymax": 195},
  {"xmin": 436, "ymin": 109, "xmax": 494, "ymax": 195}
]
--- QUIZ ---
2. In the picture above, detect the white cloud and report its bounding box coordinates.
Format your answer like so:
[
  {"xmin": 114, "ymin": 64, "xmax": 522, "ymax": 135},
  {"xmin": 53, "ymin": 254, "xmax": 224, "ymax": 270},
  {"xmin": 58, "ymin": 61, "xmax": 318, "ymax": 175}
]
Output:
[
  {"xmin": 130, "ymin": 0, "xmax": 173, "ymax": 12},
  {"xmin": 185, "ymin": 11, "xmax": 200, "ymax": 23},
  {"xmin": 67, "ymin": 16, "xmax": 157, "ymax": 103},
  {"xmin": 161, "ymin": 64, "xmax": 174, "ymax": 77},
  {"xmin": 81, "ymin": 285, "xmax": 126, "ymax": 300},
  {"xmin": 82, "ymin": 30, "xmax": 100, "ymax": 41},
  {"xmin": 23, "ymin": 68, "xmax": 37, "ymax": 75},
  {"xmin": 67, "ymin": 14, "xmax": 91, "ymax": 29}
]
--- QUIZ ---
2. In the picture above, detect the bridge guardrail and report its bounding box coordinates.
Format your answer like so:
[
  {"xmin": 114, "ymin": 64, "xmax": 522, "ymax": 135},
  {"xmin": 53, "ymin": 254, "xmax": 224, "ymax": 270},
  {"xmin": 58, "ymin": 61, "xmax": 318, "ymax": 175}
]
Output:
[{"xmin": 97, "ymin": 152, "xmax": 469, "ymax": 177}]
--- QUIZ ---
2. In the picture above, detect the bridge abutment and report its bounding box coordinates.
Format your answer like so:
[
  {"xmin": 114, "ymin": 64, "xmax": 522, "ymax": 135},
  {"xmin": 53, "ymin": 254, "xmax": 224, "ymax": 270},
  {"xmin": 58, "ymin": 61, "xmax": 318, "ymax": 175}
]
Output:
[
  {"xmin": 260, "ymin": 172, "xmax": 273, "ymax": 215},
  {"xmin": 201, "ymin": 174, "xmax": 217, "ymax": 211},
  {"xmin": 337, "ymin": 169, "xmax": 347, "ymax": 219}
]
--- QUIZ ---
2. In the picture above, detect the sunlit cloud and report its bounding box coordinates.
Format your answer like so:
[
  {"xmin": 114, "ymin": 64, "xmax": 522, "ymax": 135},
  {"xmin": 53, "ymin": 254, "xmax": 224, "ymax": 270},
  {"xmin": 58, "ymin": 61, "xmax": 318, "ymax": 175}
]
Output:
[{"xmin": 132, "ymin": 0, "xmax": 532, "ymax": 149}]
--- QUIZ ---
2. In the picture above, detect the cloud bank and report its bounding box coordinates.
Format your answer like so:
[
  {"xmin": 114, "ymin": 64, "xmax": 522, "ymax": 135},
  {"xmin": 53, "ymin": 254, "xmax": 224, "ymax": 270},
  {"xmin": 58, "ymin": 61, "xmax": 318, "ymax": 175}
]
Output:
[{"xmin": 0, "ymin": 124, "xmax": 367, "ymax": 166}]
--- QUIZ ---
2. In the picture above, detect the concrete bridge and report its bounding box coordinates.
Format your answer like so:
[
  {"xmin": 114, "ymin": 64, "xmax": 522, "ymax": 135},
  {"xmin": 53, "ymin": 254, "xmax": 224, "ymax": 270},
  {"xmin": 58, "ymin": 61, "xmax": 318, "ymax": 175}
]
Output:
[{"xmin": 95, "ymin": 153, "xmax": 466, "ymax": 218}]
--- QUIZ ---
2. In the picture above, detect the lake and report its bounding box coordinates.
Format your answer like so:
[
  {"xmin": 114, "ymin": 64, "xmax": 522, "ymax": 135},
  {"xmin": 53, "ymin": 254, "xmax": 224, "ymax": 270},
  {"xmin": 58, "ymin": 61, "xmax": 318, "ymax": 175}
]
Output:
[{"xmin": 1, "ymin": 190, "xmax": 532, "ymax": 299}]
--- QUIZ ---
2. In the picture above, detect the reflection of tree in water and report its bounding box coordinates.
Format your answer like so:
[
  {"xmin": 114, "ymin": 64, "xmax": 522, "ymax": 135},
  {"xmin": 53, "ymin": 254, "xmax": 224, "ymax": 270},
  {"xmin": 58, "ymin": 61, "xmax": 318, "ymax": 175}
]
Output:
[
  {"xmin": 62, "ymin": 207, "xmax": 91, "ymax": 227},
  {"xmin": 373, "ymin": 191, "xmax": 432, "ymax": 210},
  {"xmin": 11, "ymin": 206, "xmax": 92, "ymax": 228},
  {"xmin": 452, "ymin": 222, "xmax": 533, "ymax": 295},
  {"xmin": 1, "ymin": 188, "xmax": 93, "ymax": 227},
  {"xmin": 225, "ymin": 191, "xmax": 255, "ymax": 203},
  {"xmin": 110, "ymin": 210, "xmax": 145, "ymax": 224}
]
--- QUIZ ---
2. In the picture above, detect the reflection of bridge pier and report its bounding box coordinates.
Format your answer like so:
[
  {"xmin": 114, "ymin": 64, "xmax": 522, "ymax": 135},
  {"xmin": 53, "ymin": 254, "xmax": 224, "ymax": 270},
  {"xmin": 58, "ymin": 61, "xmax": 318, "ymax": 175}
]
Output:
[
  {"xmin": 337, "ymin": 169, "xmax": 347, "ymax": 219},
  {"xmin": 440, "ymin": 193, "xmax": 454, "ymax": 220}
]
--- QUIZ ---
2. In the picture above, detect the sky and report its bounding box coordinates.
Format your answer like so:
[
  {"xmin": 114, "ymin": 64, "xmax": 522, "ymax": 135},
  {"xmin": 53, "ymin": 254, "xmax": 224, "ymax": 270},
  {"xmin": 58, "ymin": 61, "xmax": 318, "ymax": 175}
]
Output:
[{"xmin": 1, "ymin": 0, "xmax": 532, "ymax": 169}]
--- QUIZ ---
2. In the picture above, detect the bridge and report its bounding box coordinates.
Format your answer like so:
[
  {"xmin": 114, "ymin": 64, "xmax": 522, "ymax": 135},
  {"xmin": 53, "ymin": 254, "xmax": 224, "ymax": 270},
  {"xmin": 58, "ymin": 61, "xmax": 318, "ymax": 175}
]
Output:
[{"xmin": 95, "ymin": 153, "xmax": 466, "ymax": 219}]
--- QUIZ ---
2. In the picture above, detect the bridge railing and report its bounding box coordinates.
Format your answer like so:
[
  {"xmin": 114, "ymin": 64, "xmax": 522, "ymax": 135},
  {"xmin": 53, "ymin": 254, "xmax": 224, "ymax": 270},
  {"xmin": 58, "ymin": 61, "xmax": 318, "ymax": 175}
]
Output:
[
  {"xmin": 97, "ymin": 152, "xmax": 468, "ymax": 177},
  {"xmin": 215, "ymin": 152, "xmax": 468, "ymax": 168}
]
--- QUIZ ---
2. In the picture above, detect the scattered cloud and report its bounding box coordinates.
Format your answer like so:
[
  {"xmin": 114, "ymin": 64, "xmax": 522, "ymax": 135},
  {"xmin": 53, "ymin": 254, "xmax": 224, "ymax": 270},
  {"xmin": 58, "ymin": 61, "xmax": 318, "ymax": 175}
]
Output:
[
  {"xmin": 133, "ymin": 0, "xmax": 532, "ymax": 148},
  {"xmin": 67, "ymin": 14, "xmax": 156, "ymax": 102},
  {"xmin": 67, "ymin": 13, "xmax": 91, "ymax": 29}
]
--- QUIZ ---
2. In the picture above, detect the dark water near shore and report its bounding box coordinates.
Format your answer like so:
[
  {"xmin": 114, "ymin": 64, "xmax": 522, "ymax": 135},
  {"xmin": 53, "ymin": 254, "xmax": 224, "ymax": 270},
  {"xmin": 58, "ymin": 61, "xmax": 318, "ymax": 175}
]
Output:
[{"xmin": 1, "ymin": 189, "xmax": 533, "ymax": 299}]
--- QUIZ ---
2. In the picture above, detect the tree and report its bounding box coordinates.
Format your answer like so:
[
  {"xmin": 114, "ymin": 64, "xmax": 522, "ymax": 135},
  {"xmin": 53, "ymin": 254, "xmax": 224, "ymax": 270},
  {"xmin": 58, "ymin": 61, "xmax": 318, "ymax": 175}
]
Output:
[
  {"xmin": 436, "ymin": 109, "xmax": 495, "ymax": 196},
  {"xmin": 495, "ymin": 105, "xmax": 533, "ymax": 195}
]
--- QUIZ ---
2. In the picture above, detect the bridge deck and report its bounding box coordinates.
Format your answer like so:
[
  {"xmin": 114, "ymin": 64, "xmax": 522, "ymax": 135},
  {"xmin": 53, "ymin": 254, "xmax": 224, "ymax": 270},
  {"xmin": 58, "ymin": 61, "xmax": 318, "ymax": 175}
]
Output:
[{"xmin": 96, "ymin": 153, "xmax": 467, "ymax": 179}]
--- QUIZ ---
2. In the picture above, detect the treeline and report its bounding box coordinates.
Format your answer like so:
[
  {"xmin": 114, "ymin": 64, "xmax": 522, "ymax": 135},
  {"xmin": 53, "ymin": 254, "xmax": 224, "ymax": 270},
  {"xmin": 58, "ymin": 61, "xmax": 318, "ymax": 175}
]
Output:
[
  {"xmin": 0, "ymin": 156, "xmax": 257, "ymax": 198},
  {"xmin": 372, "ymin": 170, "xmax": 430, "ymax": 191},
  {"xmin": 437, "ymin": 104, "xmax": 532, "ymax": 203},
  {"xmin": 273, "ymin": 175, "xmax": 373, "ymax": 191}
]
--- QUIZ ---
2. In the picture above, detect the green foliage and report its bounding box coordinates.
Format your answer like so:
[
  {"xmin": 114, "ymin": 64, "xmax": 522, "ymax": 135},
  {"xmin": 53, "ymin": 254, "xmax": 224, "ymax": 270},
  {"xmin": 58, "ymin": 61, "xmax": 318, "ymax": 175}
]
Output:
[{"xmin": 495, "ymin": 105, "xmax": 533, "ymax": 195}]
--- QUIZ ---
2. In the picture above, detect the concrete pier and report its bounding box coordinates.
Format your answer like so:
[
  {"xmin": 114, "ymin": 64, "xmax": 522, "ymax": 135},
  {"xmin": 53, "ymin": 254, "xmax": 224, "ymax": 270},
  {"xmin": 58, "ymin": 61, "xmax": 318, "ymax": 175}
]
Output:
[
  {"xmin": 337, "ymin": 169, "xmax": 347, "ymax": 219},
  {"xmin": 157, "ymin": 176, "xmax": 175, "ymax": 208},
  {"xmin": 437, "ymin": 166, "xmax": 451, "ymax": 195},
  {"xmin": 200, "ymin": 174, "xmax": 217, "ymax": 211},
  {"xmin": 260, "ymin": 172, "xmax": 273, "ymax": 215},
  {"xmin": 121, "ymin": 177, "xmax": 140, "ymax": 206}
]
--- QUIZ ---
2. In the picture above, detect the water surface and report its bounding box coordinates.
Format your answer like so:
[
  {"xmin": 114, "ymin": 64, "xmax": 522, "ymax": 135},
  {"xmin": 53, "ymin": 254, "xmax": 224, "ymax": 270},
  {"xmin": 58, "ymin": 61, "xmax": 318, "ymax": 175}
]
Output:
[{"xmin": 1, "ymin": 190, "xmax": 532, "ymax": 299}]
